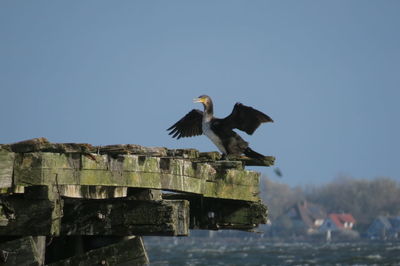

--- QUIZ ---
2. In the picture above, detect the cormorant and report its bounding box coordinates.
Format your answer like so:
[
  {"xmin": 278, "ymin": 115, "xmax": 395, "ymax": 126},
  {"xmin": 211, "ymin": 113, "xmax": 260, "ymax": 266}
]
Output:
[{"xmin": 167, "ymin": 95, "xmax": 273, "ymax": 158}]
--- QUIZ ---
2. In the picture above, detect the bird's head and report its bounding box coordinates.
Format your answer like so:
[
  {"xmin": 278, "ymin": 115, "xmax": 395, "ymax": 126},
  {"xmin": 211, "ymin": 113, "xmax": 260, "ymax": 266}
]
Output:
[{"xmin": 193, "ymin": 95, "xmax": 212, "ymax": 107}]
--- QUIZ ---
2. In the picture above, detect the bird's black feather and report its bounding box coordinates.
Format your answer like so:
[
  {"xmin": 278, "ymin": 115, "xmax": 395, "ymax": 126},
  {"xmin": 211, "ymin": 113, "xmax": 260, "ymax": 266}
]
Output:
[
  {"xmin": 167, "ymin": 109, "xmax": 203, "ymax": 139},
  {"xmin": 223, "ymin": 103, "xmax": 273, "ymax": 135}
]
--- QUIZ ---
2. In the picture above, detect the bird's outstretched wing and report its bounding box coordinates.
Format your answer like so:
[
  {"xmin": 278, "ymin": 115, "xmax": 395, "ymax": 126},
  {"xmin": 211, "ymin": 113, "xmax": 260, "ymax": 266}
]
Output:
[
  {"xmin": 223, "ymin": 103, "xmax": 273, "ymax": 135},
  {"xmin": 167, "ymin": 109, "xmax": 203, "ymax": 139}
]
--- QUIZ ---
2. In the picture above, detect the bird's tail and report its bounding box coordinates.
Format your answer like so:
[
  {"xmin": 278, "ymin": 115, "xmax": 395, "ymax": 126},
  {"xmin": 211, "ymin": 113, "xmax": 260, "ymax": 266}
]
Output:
[{"xmin": 244, "ymin": 147, "xmax": 265, "ymax": 159}]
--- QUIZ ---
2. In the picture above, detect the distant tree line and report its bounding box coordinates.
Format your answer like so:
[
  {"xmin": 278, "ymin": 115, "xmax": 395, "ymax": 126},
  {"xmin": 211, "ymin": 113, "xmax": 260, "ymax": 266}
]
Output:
[{"xmin": 261, "ymin": 176, "xmax": 400, "ymax": 230}]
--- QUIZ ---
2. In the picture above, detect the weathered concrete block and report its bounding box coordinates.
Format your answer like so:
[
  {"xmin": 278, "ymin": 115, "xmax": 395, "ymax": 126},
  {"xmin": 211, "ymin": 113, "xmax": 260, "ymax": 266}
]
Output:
[{"xmin": 47, "ymin": 237, "xmax": 149, "ymax": 266}]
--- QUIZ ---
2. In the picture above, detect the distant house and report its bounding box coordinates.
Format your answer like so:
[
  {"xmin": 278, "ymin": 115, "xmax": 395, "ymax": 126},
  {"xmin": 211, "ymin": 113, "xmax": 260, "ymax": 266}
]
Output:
[
  {"xmin": 319, "ymin": 213, "xmax": 356, "ymax": 232},
  {"xmin": 280, "ymin": 200, "xmax": 327, "ymax": 234},
  {"xmin": 366, "ymin": 216, "xmax": 400, "ymax": 239}
]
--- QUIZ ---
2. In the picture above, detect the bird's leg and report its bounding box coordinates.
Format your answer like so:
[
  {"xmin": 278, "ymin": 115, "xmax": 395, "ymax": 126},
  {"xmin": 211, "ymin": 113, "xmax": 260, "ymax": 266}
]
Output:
[{"xmin": 221, "ymin": 153, "xmax": 236, "ymax": 161}]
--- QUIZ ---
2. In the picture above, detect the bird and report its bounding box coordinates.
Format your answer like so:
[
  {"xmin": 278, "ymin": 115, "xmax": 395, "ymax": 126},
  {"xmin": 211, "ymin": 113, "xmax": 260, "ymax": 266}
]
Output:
[{"xmin": 167, "ymin": 95, "xmax": 273, "ymax": 159}]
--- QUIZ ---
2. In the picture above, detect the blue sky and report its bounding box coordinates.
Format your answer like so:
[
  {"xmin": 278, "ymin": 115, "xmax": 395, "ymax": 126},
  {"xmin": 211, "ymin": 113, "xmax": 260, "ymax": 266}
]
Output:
[{"xmin": 1, "ymin": 1, "xmax": 399, "ymax": 186}]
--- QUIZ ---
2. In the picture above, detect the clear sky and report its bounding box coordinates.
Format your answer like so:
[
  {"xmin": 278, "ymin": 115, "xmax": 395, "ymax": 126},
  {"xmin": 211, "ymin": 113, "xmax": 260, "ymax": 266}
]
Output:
[{"xmin": 1, "ymin": 1, "xmax": 399, "ymax": 186}]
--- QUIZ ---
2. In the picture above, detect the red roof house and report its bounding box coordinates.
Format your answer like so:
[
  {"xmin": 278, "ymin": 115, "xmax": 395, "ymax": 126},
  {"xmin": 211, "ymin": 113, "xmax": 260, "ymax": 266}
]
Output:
[{"xmin": 319, "ymin": 213, "xmax": 356, "ymax": 232}]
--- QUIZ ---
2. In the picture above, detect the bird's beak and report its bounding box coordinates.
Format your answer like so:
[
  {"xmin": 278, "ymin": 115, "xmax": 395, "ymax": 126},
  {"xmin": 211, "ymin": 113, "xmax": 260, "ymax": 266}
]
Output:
[{"xmin": 193, "ymin": 97, "xmax": 204, "ymax": 103}]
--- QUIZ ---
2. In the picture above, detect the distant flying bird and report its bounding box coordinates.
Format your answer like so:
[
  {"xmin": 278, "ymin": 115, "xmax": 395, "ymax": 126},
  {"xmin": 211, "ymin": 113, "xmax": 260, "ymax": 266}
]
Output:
[
  {"xmin": 167, "ymin": 95, "xmax": 273, "ymax": 159},
  {"xmin": 274, "ymin": 167, "xmax": 283, "ymax": 178}
]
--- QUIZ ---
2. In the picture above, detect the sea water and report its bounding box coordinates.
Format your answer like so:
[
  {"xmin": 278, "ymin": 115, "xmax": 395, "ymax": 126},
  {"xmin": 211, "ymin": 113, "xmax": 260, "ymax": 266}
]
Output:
[{"xmin": 144, "ymin": 237, "xmax": 400, "ymax": 265}]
